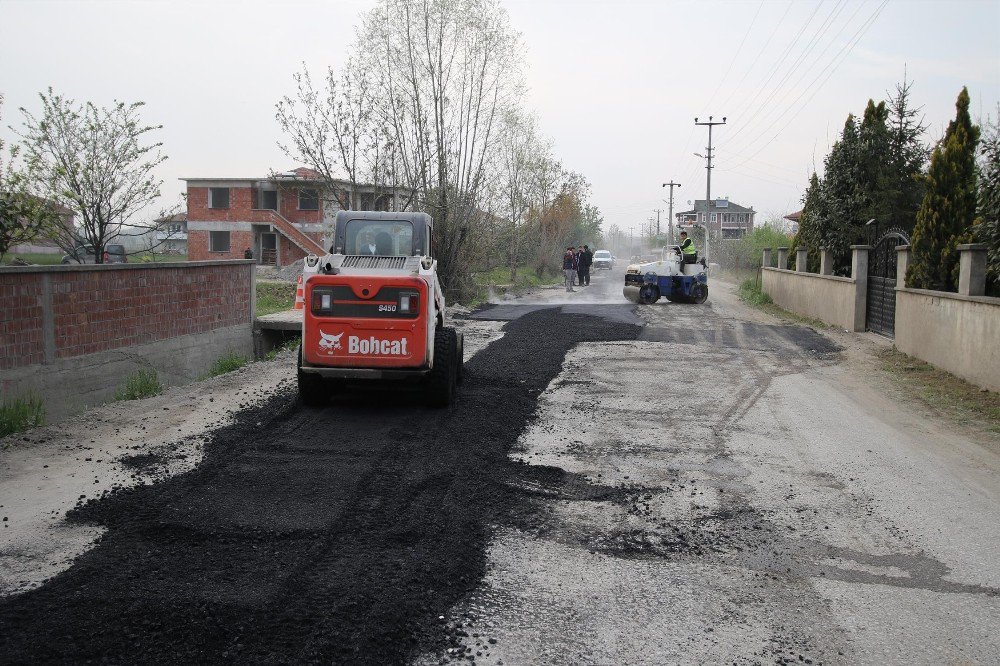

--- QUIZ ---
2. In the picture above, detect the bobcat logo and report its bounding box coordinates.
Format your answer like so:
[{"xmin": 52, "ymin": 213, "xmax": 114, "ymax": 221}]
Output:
[{"xmin": 319, "ymin": 330, "xmax": 344, "ymax": 351}]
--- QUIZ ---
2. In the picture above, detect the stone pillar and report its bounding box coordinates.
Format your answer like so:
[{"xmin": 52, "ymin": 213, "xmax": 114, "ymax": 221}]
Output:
[
  {"xmin": 819, "ymin": 247, "xmax": 833, "ymax": 275},
  {"xmin": 777, "ymin": 247, "xmax": 789, "ymax": 270},
  {"xmin": 895, "ymin": 245, "xmax": 911, "ymax": 289},
  {"xmin": 850, "ymin": 245, "xmax": 870, "ymax": 332},
  {"xmin": 762, "ymin": 248, "xmax": 772, "ymax": 268},
  {"xmin": 796, "ymin": 248, "xmax": 808, "ymax": 272},
  {"xmin": 958, "ymin": 243, "xmax": 988, "ymax": 296}
]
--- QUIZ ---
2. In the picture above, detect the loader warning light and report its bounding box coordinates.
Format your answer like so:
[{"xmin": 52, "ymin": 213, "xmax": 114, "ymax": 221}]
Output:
[{"xmin": 321, "ymin": 293, "xmax": 332, "ymax": 310}]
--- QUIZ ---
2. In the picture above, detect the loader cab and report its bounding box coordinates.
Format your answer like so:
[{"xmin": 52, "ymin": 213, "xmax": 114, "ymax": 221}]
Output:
[{"xmin": 331, "ymin": 211, "xmax": 434, "ymax": 257}]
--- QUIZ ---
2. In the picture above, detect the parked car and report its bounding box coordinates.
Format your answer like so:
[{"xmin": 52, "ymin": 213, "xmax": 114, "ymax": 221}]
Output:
[
  {"xmin": 61, "ymin": 244, "xmax": 128, "ymax": 264},
  {"xmin": 592, "ymin": 249, "xmax": 615, "ymax": 270}
]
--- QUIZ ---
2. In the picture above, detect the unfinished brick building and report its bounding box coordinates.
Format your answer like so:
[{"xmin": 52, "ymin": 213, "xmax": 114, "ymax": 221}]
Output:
[{"xmin": 183, "ymin": 168, "xmax": 411, "ymax": 266}]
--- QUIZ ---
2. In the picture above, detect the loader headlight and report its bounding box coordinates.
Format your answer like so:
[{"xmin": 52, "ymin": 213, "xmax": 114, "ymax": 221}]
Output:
[{"xmin": 399, "ymin": 291, "xmax": 419, "ymax": 313}]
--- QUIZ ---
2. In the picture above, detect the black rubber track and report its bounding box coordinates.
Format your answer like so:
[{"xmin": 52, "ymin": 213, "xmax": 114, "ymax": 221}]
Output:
[{"xmin": 0, "ymin": 307, "xmax": 640, "ymax": 665}]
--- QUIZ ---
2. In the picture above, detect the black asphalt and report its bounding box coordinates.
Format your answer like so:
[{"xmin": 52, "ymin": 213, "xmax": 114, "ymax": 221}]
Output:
[{"xmin": 0, "ymin": 307, "xmax": 641, "ymax": 665}]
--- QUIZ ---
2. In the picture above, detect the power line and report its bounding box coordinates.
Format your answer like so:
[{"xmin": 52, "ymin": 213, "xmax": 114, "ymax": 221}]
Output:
[
  {"xmin": 726, "ymin": 0, "xmax": 867, "ymax": 158},
  {"xmin": 719, "ymin": 0, "xmax": 795, "ymax": 112},
  {"xmin": 725, "ymin": 0, "xmax": 851, "ymax": 155},
  {"xmin": 725, "ymin": 0, "xmax": 890, "ymax": 172},
  {"xmin": 723, "ymin": 0, "xmax": 827, "ymax": 146},
  {"xmin": 704, "ymin": 0, "xmax": 764, "ymax": 112}
]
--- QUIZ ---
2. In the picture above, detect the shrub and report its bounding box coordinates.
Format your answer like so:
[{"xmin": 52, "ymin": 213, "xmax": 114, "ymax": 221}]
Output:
[
  {"xmin": 114, "ymin": 367, "xmax": 163, "ymax": 401},
  {"xmin": 207, "ymin": 351, "xmax": 249, "ymax": 377},
  {"xmin": 737, "ymin": 278, "xmax": 773, "ymax": 307},
  {"xmin": 0, "ymin": 394, "xmax": 45, "ymax": 439}
]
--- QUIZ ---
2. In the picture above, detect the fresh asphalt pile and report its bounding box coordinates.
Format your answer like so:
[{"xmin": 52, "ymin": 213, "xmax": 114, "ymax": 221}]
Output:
[{"xmin": 0, "ymin": 307, "xmax": 640, "ymax": 664}]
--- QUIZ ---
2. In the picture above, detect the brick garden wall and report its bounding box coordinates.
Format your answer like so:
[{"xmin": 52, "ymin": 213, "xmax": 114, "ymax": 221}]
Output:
[{"xmin": 0, "ymin": 261, "xmax": 254, "ymax": 371}]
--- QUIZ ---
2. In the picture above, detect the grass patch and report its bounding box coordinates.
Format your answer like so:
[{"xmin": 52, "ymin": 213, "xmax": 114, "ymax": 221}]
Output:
[
  {"xmin": 1, "ymin": 253, "xmax": 64, "ymax": 266},
  {"xmin": 207, "ymin": 351, "xmax": 250, "ymax": 377},
  {"xmin": 132, "ymin": 253, "xmax": 188, "ymax": 263},
  {"xmin": 736, "ymin": 277, "xmax": 832, "ymax": 329},
  {"xmin": 879, "ymin": 348, "xmax": 1000, "ymax": 437},
  {"xmin": 0, "ymin": 394, "xmax": 45, "ymax": 439},
  {"xmin": 257, "ymin": 280, "xmax": 297, "ymax": 316},
  {"xmin": 265, "ymin": 337, "xmax": 301, "ymax": 361},
  {"xmin": 114, "ymin": 367, "xmax": 164, "ymax": 401},
  {"xmin": 466, "ymin": 266, "xmax": 562, "ymax": 306},
  {"xmin": 737, "ymin": 277, "xmax": 773, "ymax": 307}
]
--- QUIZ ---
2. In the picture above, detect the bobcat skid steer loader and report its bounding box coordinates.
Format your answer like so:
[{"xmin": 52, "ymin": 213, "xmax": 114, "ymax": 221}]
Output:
[{"xmin": 298, "ymin": 211, "xmax": 463, "ymax": 407}]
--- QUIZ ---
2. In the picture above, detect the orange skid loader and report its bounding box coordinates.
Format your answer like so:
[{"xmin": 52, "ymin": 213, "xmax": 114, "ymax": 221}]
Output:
[{"xmin": 297, "ymin": 211, "xmax": 463, "ymax": 407}]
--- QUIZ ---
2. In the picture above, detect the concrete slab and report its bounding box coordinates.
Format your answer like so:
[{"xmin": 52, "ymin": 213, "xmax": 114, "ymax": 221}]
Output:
[{"xmin": 254, "ymin": 309, "xmax": 302, "ymax": 332}]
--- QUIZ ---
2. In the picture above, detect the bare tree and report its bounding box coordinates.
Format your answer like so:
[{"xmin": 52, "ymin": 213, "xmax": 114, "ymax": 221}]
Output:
[{"xmin": 15, "ymin": 88, "xmax": 166, "ymax": 263}]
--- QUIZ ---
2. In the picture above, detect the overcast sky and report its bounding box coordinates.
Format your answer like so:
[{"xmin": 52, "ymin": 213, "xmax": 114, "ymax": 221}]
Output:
[{"xmin": 2, "ymin": 0, "xmax": 998, "ymax": 234}]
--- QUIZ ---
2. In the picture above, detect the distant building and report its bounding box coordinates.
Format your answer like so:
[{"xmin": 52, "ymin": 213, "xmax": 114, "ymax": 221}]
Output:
[
  {"xmin": 182, "ymin": 167, "xmax": 413, "ymax": 266},
  {"xmin": 783, "ymin": 209, "xmax": 803, "ymax": 235},
  {"xmin": 675, "ymin": 198, "xmax": 755, "ymax": 239},
  {"xmin": 153, "ymin": 212, "xmax": 188, "ymax": 255}
]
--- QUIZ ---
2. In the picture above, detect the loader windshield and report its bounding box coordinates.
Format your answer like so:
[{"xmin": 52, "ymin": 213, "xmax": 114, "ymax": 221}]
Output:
[{"xmin": 346, "ymin": 220, "xmax": 414, "ymax": 256}]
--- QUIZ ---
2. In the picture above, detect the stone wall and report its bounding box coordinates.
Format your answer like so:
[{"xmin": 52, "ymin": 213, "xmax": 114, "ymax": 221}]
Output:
[
  {"xmin": 762, "ymin": 269, "xmax": 860, "ymax": 331},
  {"xmin": 895, "ymin": 289, "xmax": 1000, "ymax": 392}
]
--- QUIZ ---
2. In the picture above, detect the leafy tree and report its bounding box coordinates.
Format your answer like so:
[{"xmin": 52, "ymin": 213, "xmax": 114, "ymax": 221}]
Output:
[
  {"xmin": 0, "ymin": 94, "xmax": 62, "ymax": 262},
  {"xmin": 15, "ymin": 88, "xmax": 166, "ymax": 263},
  {"xmin": 907, "ymin": 87, "xmax": 980, "ymax": 291},
  {"xmin": 975, "ymin": 108, "xmax": 1000, "ymax": 295}
]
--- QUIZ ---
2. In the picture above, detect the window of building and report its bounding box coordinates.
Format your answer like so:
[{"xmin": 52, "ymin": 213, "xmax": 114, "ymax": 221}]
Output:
[
  {"xmin": 209, "ymin": 231, "xmax": 231, "ymax": 252},
  {"xmin": 299, "ymin": 188, "xmax": 319, "ymax": 211},
  {"xmin": 710, "ymin": 213, "xmax": 717, "ymax": 223},
  {"xmin": 252, "ymin": 189, "xmax": 278, "ymax": 210},
  {"xmin": 208, "ymin": 187, "xmax": 230, "ymax": 209}
]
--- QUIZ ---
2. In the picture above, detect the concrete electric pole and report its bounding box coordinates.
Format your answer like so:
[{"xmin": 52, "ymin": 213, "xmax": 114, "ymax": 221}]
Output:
[
  {"xmin": 661, "ymin": 181, "xmax": 681, "ymax": 245},
  {"xmin": 653, "ymin": 209, "xmax": 664, "ymax": 237},
  {"xmin": 695, "ymin": 116, "xmax": 726, "ymax": 265}
]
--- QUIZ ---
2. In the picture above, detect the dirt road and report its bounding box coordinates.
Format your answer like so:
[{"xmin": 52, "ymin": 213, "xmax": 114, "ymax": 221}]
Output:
[{"xmin": 2, "ymin": 268, "xmax": 998, "ymax": 664}]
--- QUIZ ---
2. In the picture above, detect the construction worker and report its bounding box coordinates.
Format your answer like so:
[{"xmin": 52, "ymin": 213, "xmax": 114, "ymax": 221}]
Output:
[{"xmin": 679, "ymin": 231, "xmax": 697, "ymax": 264}]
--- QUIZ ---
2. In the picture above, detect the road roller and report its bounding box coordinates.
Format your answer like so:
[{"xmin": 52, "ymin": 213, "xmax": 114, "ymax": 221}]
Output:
[{"xmin": 623, "ymin": 245, "xmax": 708, "ymax": 305}]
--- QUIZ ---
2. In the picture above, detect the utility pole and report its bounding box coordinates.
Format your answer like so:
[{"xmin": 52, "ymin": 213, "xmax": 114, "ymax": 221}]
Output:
[
  {"xmin": 653, "ymin": 209, "xmax": 663, "ymax": 237},
  {"xmin": 662, "ymin": 181, "xmax": 681, "ymax": 245},
  {"xmin": 695, "ymin": 116, "xmax": 726, "ymax": 265}
]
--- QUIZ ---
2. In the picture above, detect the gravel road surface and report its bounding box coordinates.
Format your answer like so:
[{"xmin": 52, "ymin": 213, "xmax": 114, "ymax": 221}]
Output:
[{"xmin": 1, "ymin": 268, "xmax": 998, "ymax": 664}]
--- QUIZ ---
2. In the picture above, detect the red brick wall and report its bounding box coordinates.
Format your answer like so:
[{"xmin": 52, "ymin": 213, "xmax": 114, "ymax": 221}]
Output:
[
  {"xmin": 0, "ymin": 262, "xmax": 253, "ymax": 371},
  {"xmin": 188, "ymin": 229, "xmax": 255, "ymax": 262},
  {"xmin": 0, "ymin": 273, "xmax": 47, "ymax": 369},
  {"xmin": 279, "ymin": 187, "xmax": 323, "ymax": 224},
  {"xmin": 187, "ymin": 185, "xmax": 323, "ymax": 224}
]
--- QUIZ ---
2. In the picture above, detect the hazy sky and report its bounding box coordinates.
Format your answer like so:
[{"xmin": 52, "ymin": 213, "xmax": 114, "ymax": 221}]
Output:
[{"xmin": 2, "ymin": 0, "xmax": 998, "ymax": 234}]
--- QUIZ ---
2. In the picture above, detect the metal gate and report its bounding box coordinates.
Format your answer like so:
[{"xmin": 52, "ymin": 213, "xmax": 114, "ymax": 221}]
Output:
[{"xmin": 866, "ymin": 231, "xmax": 908, "ymax": 337}]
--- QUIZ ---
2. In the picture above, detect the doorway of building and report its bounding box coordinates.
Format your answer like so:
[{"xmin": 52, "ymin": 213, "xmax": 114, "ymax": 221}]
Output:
[{"xmin": 260, "ymin": 233, "xmax": 278, "ymax": 265}]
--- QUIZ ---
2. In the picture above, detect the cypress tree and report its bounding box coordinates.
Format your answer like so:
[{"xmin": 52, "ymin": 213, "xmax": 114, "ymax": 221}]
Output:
[
  {"xmin": 791, "ymin": 172, "xmax": 824, "ymax": 272},
  {"xmin": 907, "ymin": 87, "xmax": 980, "ymax": 291},
  {"xmin": 821, "ymin": 114, "xmax": 863, "ymax": 264},
  {"xmin": 885, "ymin": 77, "xmax": 929, "ymax": 232}
]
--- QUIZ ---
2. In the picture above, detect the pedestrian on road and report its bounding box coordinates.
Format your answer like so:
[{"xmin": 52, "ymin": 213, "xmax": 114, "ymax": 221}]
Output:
[
  {"xmin": 563, "ymin": 246, "xmax": 578, "ymax": 292},
  {"xmin": 580, "ymin": 244, "xmax": 593, "ymax": 286}
]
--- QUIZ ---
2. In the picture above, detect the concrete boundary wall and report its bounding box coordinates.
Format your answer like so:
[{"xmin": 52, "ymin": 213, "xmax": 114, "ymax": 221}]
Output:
[
  {"xmin": 0, "ymin": 261, "xmax": 255, "ymax": 423},
  {"xmin": 895, "ymin": 288, "xmax": 1000, "ymax": 392},
  {"xmin": 762, "ymin": 268, "xmax": 860, "ymax": 331}
]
